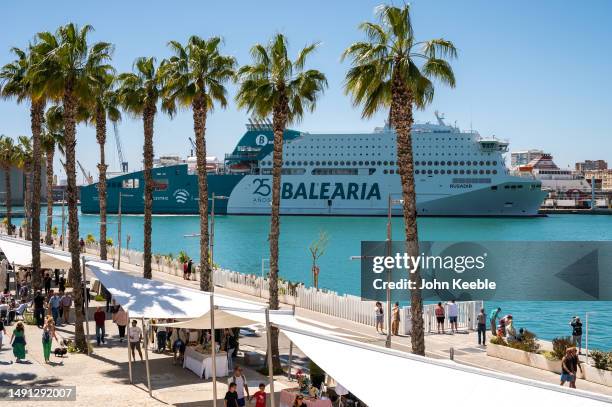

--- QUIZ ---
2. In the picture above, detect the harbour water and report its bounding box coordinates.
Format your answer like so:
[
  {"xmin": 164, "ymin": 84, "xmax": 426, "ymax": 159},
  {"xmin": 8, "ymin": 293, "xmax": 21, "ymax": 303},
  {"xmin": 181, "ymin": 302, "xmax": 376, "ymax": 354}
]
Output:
[{"xmin": 49, "ymin": 207, "xmax": 612, "ymax": 349}]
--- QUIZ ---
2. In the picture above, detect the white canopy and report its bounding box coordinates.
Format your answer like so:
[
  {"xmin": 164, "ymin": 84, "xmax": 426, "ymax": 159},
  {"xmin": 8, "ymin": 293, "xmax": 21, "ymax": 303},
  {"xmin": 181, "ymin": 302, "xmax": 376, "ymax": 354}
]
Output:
[
  {"xmin": 86, "ymin": 260, "xmax": 264, "ymax": 319},
  {"xmin": 154, "ymin": 309, "xmax": 257, "ymax": 329},
  {"xmin": 0, "ymin": 236, "xmax": 72, "ymax": 268},
  {"xmin": 284, "ymin": 329, "xmax": 612, "ymax": 407}
]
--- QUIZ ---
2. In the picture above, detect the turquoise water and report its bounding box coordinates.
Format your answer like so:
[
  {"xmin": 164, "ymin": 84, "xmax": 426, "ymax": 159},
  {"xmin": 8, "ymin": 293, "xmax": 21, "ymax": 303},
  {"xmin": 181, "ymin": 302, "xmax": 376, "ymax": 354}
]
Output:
[{"xmin": 49, "ymin": 208, "xmax": 612, "ymax": 349}]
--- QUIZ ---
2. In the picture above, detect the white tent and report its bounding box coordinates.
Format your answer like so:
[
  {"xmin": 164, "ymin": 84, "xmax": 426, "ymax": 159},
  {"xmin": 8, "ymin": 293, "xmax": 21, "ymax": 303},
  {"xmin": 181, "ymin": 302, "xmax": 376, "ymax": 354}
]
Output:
[
  {"xmin": 284, "ymin": 328, "xmax": 612, "ymax": 407},
  {"xmin": 154, "ymin": 309, "xmax": 257, "ymax": 329},
  {"xmin": 0, "ymin": 236, "xmax": 72, "ymax": 268}
]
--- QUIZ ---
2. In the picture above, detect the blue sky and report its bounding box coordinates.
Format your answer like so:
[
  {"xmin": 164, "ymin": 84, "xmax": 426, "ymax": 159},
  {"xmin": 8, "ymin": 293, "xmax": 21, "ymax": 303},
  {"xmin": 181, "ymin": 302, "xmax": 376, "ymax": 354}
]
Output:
[{"xmin": 1, "ymin": 0, "xmax": 611, "ymax": 180}]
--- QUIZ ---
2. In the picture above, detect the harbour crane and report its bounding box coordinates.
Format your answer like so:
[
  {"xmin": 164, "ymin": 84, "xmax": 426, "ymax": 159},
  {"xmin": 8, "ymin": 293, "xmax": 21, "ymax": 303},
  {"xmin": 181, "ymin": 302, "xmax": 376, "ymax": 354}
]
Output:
[
  {"xmin": 113, "ymin": 122, "xmax": 129, "ymax": 173},
  {"xmin": 59, "ymin": 159, "xmax": 92, "ymax": 185}
]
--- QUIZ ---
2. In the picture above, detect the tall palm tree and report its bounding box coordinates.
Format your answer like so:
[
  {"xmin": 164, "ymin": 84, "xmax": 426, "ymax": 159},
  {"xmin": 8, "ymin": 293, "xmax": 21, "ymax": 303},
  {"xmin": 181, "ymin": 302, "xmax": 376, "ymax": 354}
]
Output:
[
  {"xmin": 117, "ymin": 57, "xmax": 170, "ymax": 280},
  {"xmin": 342, "ymin": 4, "xmax": 457, "ymax": 355},
  {"xmin": 236, "ymin": 34, "xmax": 327, "ymax": 371},
  {"xmin": 16, "ymin": 136, "xmax": 33, "ymax": 241},
  {"xmin": 163, "ymin": 36, "xmax": 236, "ymax": 291},
  {"xmin": 0, "ymin": 45, "xmax": 48, "ymax": 291},
  {"xmin": 0, "ymin": 136, "xmax": 18, "ymax": 234},
  {"xmin": 42, "ymin": 105, "xmax": 65, "ymax": 245},
  {"xmin": 88, "ymin": 73, "xmax": 120, "ymax": 260},
  {"xmin": 34, "ymin": 23, "xmax": 113, "ymax": 350}
]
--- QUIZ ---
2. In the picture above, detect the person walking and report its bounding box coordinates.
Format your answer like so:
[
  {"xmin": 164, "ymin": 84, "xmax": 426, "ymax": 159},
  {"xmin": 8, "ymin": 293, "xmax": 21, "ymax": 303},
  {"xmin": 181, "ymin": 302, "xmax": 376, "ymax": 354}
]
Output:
[
  {"xmin": 79, "ymin": 238, "xmax": 85, "ymax": 253},
  {"xmin": 489, "ymin": 307, "xmax": 502, "ymax": 336},
  {"xmin": 253, "ymin": 383, "xmax": 267, "ymax": 407},
  {"xmin": 477, "ymin": 307, "xmax": 487, "ymax": 346},
  {"xmin": 391, "ymin": 302, "xmax": 400, "ymax": 336},
  {"xmin": 224, "ymin": 382, "xmax": 240, "ymax": 407},
  {"xmin": 435, "ymin": 302, "xmax": 445, "ymax": 334},
  {"xmin": 225, "ymin": 329, "xmax": 238, "ymax": 370},
  {"xmin": 374, "ymin": 301, "xmax": 384, "ymax": 334},
  {"xmin": 42, "ymin": 317, "xmax": 58, "ymax": 363},
  {"xmin": 58, "ymin": 276, "xmax": 66, "ymax": 293},
  {"xmin": 33, "ymin": 290, "xmax": 45, "ymax": 328},
  {"xmin": 94, "ymin": 307, "xmax": 106, "ymax": 346},
  {"xmin": 156, "ymin": 321, "xmax": 167, "ymax": 353},
  {"xmin": 113, "ymin": 306, "xmax": 128, "ymax": 342},
  {"xmin": 561, "ymin": 347, "xmax": 582, "ymax": 389},
  {"xmin": 227, "ymin": 366, "xmax": 249, "ymax": 407},
  {"xmin": 10, "ymin": 321, "xmax": 26, "ymax": 362},
  {"xmin": 187, "ymin": 258, "xmax": 193, "ymax": 281},
  {"xmin": 447, "ymin": 300, "xmax": 459, "ymax": 333},
  {"xmin": 43, "ymin": 272, "xmax": 52, "ymax": 295},
  {"xmin": 60, "ymin": 292, "xmax": 72, "ymax": 324},
  {"xmin": 48, "ymin": 291, "xmax": 61, "ymax": 325},
  {"xmin": 0, "ymin": 316, "xmax": 7, "ymax": 350},
  {"xmin": 128, "ymin": 320, "xmax": 143, "ymax": 361},
  {"xmin": 570, "ymin": 316, "xmax": 583, "ymax": 355}
]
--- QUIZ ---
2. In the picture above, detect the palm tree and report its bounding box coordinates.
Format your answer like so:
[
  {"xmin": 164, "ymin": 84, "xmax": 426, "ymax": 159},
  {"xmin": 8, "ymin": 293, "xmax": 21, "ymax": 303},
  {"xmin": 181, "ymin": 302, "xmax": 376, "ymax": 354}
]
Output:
[
  {"xmin": 34, "ymin": 23, "xmax": 113, "ymax": 350},
  {"xmin": 16, "ymin": 136, "xmax": 33, "ymax": 241},
  {"xmin": 163, "ymin": 36, "xmax": 236, "ymax": 291},
  {"xmin": 342, "ymin": 4, "xmax": 457, "ymax": 355},
  {"xmin": 0, "ymin": 45, "xmax": 48, "ymax": 291},
  {"xmin": 236, "ymin": 34, "xmax": 327, "ymax": 371},
  {"xmin": 88, "ymin": 73, "xmax": 120, "ymax": 260},
  {"xmin": 117, "ymin": 57, "xmax": 170, "ymax": 280},
  {"xmin": 42, "ymin": 105, "xmax": 65, "ymax": 245},
  {"xmin": 0, "ymin": 136, "xmax": 18, "ymax": 234}
]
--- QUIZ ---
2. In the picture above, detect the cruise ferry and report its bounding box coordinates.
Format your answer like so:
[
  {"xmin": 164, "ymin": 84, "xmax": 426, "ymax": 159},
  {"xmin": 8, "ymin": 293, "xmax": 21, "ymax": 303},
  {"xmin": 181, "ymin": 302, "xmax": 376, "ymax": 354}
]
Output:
[{"xmin": 80, "ymin": 114, "xmax": 547, "ymax": 216}]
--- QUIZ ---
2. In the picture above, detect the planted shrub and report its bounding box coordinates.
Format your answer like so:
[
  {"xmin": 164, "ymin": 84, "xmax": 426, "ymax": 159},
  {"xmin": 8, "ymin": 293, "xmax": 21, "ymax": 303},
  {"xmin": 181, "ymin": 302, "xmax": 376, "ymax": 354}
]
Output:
[
  {"xmin": 590, "ymin": 350, "xmax": 610, "ymax": 370},
  {"xmin": 489, "ymin": 330, "xmax": 540, "ymax": 354},
  {"xmin": 551, "ymin": 336, "xmax": 574, "ymax": 360}
]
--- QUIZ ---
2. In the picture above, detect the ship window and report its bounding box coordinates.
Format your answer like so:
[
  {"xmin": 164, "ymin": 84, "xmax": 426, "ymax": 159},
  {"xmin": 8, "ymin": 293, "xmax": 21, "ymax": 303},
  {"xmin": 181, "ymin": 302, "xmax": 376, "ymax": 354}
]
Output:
[
  {"xmin": 383, "ymin": 169, "xmax": 388, "ymax": 174},
  {"xmin": 312, "ymin": 168, "xmax": 358, "ymax": 175},
  {"xmin": 433, "ymin": 170, "xmax": 439, "ymax": 174},
  {"xmin": 352, "ymin": 161, "xmax": 357, "ymax": 165},
  {"xmin": 453, "ymin": 161, "xmax": 458, "ymax": 165},
  {"xmin": 122, "ymin": 179, "xmax": 139, "ymax": 189},
  {"xmin": 152, "ymin": 178, "xmax": 168, "ymax": 191},
  {"xmin": 491, "ymin": 186, "xmax": 498, "ymax": 190},
  {"xmin": 434, "ymin": 161, "xmax": 439, "ymax": 166},
  {"xmin": 440, "ymin": 169, "xmax": 445, "ymax": 174},
  {"xmin": 309, "ymin": 161, "xmax": 314, "ymax": 165},
  {"xmin": 511, "ymin": 185, "xmax": 516, "ymax": 189},
  {"xmin": 427, "ymin": 161, "xmax": 432, "ymax": 166},
  {"xmin": 466, "ymin": 170, "xmax": 471, "ymax": 174},
  {"xmin": 383, "ymin": 161, "xmax": 389, "ymax": 165},
  {"xmin": 493, "ymin": 161, "xmax": 498, "ymax": 166},
  {"xmin": 518, "ymin": 185, "xmax": 523, "ymax": 189},
  {"xmin": 415, "ymin": 170, "xmax": 420, "ymax": 174},
  {"xmin": 282, "ymin": 168, "xmax": 306, "ymax": 175},
  {"xmin": 427, "ymin": 170, "xmax": 433, "ymax": 174},
  {"xmin": 390, "ymin": 161, "xmax": 395, "ymax": 165},
  {"xmin": 486, "ymin": 161, "xmax": 491, "ymax": 166},
  {"xmin": 486, "ymin": 170, "xmax": 491, "ymax": 174},
  {"xmin": 466, "ymin": 161, "xmax": 471, "ymax": 165},
  {"xmin": 459, "ymin": 170, "xmax": 465, "ymax": 174},
  {"xmin": 479, "ymin": 161, "xmax": 485, "ymax": 165},
  {"xmin": 377, "ymin": 161, "xmax": 382, "ymax": 165},
  {"xmin": 460, "ymin": 161, "xmax": 465, "ymax": 165},
  {"xmin": 493, "ymin": 170, "xmax": 498, "ymax": 174},
  {"xmin": 390, "ymin": 169, "xmax": 395, "ymax": 174}
]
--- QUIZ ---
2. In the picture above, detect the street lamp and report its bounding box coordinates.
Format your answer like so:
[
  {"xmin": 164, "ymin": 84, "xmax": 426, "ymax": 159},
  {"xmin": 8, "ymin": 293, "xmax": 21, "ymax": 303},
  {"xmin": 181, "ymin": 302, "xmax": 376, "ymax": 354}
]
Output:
[
  {"xmin": 96, "ymin": 191, "xmax": 123, "ymax": 268},
  {"xmin": 183, "ymin": 194, "xmax": 229, "ymax": 277},
  {"xmin": 349, "ymin": 194, "xmax": 403, "ymax": 349}
]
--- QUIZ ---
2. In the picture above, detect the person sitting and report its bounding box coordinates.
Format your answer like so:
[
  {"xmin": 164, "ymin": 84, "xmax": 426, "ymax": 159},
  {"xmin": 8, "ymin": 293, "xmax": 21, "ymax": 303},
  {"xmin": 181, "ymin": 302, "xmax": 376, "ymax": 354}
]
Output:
[{"xmin": 13, "ymin": 300, "xmax": 29, "ymax": 321}]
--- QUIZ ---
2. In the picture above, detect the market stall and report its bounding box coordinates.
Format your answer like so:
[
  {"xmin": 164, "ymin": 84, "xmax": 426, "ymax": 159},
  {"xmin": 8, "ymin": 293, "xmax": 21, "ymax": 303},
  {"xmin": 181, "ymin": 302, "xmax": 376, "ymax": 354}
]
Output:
[
  {"xmin": 183, "ymin": 346, "xmax": 228, "ymax": 379},
  {"xmin": 280, "ymin": 389, "xmax": 332, "ymax": 407}
]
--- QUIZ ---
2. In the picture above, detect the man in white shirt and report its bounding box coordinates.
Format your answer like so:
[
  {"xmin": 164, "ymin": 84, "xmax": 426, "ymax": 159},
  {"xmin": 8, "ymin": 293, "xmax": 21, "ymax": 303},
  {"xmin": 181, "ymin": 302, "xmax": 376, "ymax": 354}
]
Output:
[
  {"xmin": 447, "ymin": 300, "xmax": 459, "ymax": 333},
  {"xmin": 128, "ymin": 320, "xmax": 143, "ymax": 361},
  {"xmin": 227, "ymin": 365, "xmax": 249, "ymax": 406}
]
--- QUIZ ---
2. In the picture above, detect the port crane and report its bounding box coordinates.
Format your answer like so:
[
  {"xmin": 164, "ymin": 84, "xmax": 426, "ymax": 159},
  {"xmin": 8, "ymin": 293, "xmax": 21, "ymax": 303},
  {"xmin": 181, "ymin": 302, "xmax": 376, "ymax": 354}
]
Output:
[
  {"xmin": 113, "ymin": 122, "xmax": 129, "ymax": 172},
  {"xmin": 59, "ymin": 159, "xmax": 93, "ymax": 185}
]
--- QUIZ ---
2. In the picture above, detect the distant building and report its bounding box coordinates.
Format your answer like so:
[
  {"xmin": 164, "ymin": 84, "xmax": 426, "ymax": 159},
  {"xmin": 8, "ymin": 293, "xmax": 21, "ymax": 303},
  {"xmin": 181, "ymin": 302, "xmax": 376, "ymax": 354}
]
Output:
[
  {"xmin": 575, "ymin": 160, "xmax": 608, "ymax": 172},
  {"xmin": 583, "ymin": 170, "xmax": 612, "ymax": 191},
  {"xmin": 0, "ymin": 164, "xmax": 48, "ymax": 206},
  {"xmin": 510, "ymin": 149, "xmax": 544, "ymax": 168}
]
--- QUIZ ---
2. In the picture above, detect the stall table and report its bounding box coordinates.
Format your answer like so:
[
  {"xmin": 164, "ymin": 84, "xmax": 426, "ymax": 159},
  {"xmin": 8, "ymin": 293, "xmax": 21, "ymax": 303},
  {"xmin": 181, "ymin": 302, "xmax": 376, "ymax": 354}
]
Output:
[
  {"xmin": 183, "ymin": 346, "xmax": 228, "ymax": 379},
  {"xmin": 280, "ymin": 389, "xmax": 333, "ymax": 407}
]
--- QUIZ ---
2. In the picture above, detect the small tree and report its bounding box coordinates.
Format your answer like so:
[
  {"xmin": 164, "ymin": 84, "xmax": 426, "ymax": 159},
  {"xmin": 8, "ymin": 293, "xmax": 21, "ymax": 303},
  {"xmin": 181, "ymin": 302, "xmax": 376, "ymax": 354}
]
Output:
[
  {"xmin": 308, "ymin": 231, "xmax": 329, "ymax": 289},
  {"xmin": 86, "ymin": 233, "xmax": 96, "ymax": 244},
  {"xmin": 178, "ymin": 250, "xmax": 189, "ymax": 264}
]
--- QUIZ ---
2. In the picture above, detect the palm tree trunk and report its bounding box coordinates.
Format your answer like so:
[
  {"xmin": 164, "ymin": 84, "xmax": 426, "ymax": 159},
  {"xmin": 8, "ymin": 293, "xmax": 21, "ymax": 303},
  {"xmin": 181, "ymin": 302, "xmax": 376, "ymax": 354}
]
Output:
[
  {"xmin": 30, "ymin": 100, "xmax": 45, "ymax": 292},
  {"xmin": 268, "ymin": 97, "xmax": 289, "ymax": 372},
  {"xmin": 391, "ymin": 69, "xmax": 424, "ymax": 356},
  {"xmin": 4, "ymin": 167, "xmax": 12, "ymax": 236},
  {"xmin": 45, "ymin": 148, "xmax": 54, "ymax": 245},
  {"xmin": 142, "ymin": 102, "xmax": 156, "ymax": 280},
  {"xmin": 64, "ymin": 85, "xmax": 86, "ymax": 350},
  {"xmin": 24, "ymin": 170, "xmax": 31, "ymax": 241},
  {"xmin": 193, "ymin": 95, "xmax": 211, "ymax": 291},
  {"xmin": 96, "ymin": 106, "xmax": 108, "ymax": 260}
]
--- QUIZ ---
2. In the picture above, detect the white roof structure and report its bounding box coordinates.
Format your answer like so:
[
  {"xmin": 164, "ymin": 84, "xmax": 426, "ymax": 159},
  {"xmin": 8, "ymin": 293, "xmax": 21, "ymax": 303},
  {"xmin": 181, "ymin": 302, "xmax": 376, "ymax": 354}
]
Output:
[
  {"xmin": 0, "ymin": 236, "xmax": 72, "ymax": 268},
  {"xmin": 284, "ymin": 329, "xmax": 612, "ymax": 407},
  {"xmin": 154, "ymin": 309, "xmax": 257, "ymax": 329}
]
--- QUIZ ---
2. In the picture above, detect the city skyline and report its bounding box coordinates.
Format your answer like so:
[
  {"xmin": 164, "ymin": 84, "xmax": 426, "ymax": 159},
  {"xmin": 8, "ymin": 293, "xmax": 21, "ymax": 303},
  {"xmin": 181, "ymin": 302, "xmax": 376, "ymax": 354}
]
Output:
[{"xmin": 1, "ymin": 0, "xmax": 611, "ymax": 180}]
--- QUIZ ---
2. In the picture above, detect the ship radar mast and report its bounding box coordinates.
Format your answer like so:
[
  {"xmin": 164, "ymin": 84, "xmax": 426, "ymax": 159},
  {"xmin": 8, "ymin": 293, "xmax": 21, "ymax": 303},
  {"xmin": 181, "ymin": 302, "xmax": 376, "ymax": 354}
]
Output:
[{"xmin": 434, "ymin": 110, "xmax": 446, "ymax": 126}]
